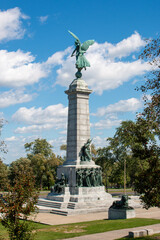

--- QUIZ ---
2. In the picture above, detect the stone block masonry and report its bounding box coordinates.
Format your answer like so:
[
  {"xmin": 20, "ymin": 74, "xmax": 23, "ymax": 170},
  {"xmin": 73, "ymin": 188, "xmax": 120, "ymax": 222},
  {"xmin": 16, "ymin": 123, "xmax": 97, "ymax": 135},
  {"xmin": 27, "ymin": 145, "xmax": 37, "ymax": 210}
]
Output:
[
  {"xmin": 46, "ymin": 78, "xmax": 113, "ymax": 215},
  {"xmin": 65, "ymin": 79, "xmax": 92, "ymax": 165}
]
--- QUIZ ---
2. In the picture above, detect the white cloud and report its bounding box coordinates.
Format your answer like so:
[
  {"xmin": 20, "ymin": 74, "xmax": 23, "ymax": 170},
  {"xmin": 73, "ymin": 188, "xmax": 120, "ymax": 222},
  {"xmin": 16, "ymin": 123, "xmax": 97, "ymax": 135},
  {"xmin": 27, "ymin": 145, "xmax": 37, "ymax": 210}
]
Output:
[
  {"xmin": 0, "ymin": 47, "xmax": 72, "ymax": 88},
  {"xmin": 0, "ymin": 31, "xmax": 152, "ymax": 93},
  {"xmin": 107, "ymin": 31, "xmax": 146, "ymax": 59},
  {"xmin": 85, "ymin": 59, "xmax": 151, "ymax": 94},
  {"xmin": 45, "ymin": 47, "xmax": 71, "ymax": 66},
  {"xmin": 12, "ymin": 104, "xmax": 68, "ymax": 133},
  {"xmin": 91, "ymin": 97, "xmax": 142, "ymax": 130},
  {"xmin": 0, "ymin": 7, "xmax": 29, "ymax": 42},
  {"xmin": 93, "ymin": 98, "xmax": 142, "ymax": 117},
  {"xmin": 49, "ymin": 136, "xmax": 66, "ymax": 148},
  {"xmin": 5, "ymin": 136, "xmax": 17, "ymax": 141},
  {"xmin": 14, "ymin": 124, "xmax": 54, "ymax": 134},
  {"xmin": 0, "ymin": 89, "xmax": 35, "ymax": 108},
  {"xmin": 55, "ymin": 32, "xmax": 152, "ymax": 94},
  {"xmin": 92, "ymin": 136, "xmax": 107, "ymax": 147},
  {"xmin": 92, "ymin": 117, "xmax": 122, "ymax": 130},
  {"xmin": 49, "ymin": 136, "xmax": 66, "ymax": 157},
  {"xmin": 39, "ymin": 15, "xmax": 48, "ymax": 24},
  {"xmin": 0, "ymin": 49, "xmax": 47, "ymax": 87},
  {"xmin": 59, "ymin": 130, "xmax": 67, "ymax": 135}
]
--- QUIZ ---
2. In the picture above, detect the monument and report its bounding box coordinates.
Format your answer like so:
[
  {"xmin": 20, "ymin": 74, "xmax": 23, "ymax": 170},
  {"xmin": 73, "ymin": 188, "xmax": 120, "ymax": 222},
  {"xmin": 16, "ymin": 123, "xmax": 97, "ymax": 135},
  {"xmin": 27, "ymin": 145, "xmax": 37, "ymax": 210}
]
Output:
[{"xmin": 45, "ymin": 31, "xmax": 112, "ymax": 215}]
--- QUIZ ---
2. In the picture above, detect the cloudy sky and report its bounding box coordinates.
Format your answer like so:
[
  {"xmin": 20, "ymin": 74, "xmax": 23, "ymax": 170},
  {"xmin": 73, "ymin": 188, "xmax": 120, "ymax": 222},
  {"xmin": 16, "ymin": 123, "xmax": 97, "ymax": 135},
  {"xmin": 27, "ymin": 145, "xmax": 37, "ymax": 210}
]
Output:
[{"xmin": 0, "ymin": 0, "xmax": 159, "ymax": 163}]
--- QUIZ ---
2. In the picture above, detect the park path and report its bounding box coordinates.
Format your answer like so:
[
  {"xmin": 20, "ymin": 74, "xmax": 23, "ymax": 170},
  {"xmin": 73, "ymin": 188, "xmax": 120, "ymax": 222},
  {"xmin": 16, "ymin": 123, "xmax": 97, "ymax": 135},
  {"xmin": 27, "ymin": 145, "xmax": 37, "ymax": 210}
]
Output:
[
  {"xmin": 32, "ymin": 207, "xmax": 160, "ymax": 225},
  {"xmin": 62, "ymin": 223, "xmax": 160, "ymax": 240},
  {"xmin": 31, "ymin": 207, "xmax": 160, "ymax": 239}
]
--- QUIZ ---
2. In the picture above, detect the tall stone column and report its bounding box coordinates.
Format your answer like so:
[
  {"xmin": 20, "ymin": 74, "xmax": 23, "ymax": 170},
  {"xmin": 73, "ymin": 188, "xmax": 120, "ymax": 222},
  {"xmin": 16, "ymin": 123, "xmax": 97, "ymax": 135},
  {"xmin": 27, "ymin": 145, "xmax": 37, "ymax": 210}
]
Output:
[
  {"xmin": 56, "ymin": 78, "xmax": 95, "ymax": 187},
  {"xmin": 47, "ymin": 78, "xmax": 112, "ymax": 214},
  {"xmin": 64, "ymin": 78, "xmax": 93, "ymax": 166}
]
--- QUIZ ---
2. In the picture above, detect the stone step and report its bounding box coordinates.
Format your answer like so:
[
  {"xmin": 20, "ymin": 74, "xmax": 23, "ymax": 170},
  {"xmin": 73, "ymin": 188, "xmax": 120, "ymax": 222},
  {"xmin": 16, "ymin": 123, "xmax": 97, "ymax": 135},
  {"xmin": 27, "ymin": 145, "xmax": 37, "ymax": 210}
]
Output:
[
  {"xmin": 37, "ymin": 200, "xmax": 62, "ymax": 209},
  {"xmin": 67, "ymin": 203, "xmax": 76, "ymax": 209},
  {"xmin": 50, "ymin": 209, "xmax": 68, "ymax": 216}
]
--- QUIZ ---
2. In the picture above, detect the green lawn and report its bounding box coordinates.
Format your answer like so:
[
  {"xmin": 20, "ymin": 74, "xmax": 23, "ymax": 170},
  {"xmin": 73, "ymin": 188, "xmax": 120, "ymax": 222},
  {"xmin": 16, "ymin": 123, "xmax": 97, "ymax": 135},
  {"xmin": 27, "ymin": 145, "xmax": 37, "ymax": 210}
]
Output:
[{"xmin": 1, "ymin": 218, "xmax": 160, "ymax": 240}]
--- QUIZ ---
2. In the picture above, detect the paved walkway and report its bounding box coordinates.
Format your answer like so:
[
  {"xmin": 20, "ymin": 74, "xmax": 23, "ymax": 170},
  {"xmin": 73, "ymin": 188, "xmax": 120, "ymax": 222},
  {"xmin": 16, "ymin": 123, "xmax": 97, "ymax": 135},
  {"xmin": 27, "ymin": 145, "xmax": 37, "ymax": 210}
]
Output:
[
  {"xmin": 32, "ymin": 207, "xmax": 160, "ymax": 225},
  {"xmin": 63, "ymin": 224, "xmax": 160, "ymax": 240},
  {"xmin": 30, "ymin": 207, "xmax": 160, "ymax": 239}
]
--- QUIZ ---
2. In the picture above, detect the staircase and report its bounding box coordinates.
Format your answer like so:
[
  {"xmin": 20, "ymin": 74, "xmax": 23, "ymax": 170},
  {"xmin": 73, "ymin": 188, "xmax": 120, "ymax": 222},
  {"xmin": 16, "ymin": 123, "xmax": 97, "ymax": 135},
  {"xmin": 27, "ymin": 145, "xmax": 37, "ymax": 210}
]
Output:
[
  {"xmin": 36, "ymin": 198, "xmax": 70, "ymax": 215},
  {"xmin": 50, "ymin": 209, "xmax": 68, "ymax": 216},
  {"xmin": 37, "ymin": 199, "xmax": 62, "ymax": 209},
  {"xmin": 67, "ymin": 203, "xmax": 76, "ymax": 209}
]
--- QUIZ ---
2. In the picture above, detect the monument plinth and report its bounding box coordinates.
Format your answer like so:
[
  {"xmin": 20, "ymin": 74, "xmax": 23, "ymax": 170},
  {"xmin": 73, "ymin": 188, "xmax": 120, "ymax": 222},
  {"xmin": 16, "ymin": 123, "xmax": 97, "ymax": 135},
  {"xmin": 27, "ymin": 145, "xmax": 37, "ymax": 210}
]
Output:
[{"xmin": 47, "ymin": 77, "xmax": 112, "ymax": 215}]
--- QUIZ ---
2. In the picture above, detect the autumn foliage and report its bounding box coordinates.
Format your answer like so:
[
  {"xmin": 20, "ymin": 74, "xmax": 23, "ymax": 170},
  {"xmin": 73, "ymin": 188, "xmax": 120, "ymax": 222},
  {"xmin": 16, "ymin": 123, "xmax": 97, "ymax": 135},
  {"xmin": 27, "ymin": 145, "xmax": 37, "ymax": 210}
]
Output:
[{"xmin": 0, "ymin": 169, "xmax": 39, "ymax": 240}]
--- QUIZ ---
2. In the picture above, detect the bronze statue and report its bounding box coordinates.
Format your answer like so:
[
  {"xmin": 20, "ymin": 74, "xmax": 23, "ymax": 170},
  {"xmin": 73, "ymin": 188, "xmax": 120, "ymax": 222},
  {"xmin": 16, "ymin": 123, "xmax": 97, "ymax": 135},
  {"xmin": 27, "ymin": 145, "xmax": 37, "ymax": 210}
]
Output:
[
  {"xmin": 76, "ymin": 169, "xmax": 83, "ymax": 187},
  {"xmin": 90, "ymin": 168, "xmax": 96, "ymax": 186},
  {"xmin": 110, "ymin": 195, "xmax": 133, "ymax": 210},
  {"xmin": 68, "ymin": 31, "xmax": 94, "ymax": 78},
  {"xmin": 80, "ymin": 139, "xmax": 92, "ymax": 162},
  {"xmin": 83, "ymin": 169, "xmax": 91, "ymax": 187},
  {"xmin": 52, "ymin": 173, "xmax": 66, "ymax": 194}
]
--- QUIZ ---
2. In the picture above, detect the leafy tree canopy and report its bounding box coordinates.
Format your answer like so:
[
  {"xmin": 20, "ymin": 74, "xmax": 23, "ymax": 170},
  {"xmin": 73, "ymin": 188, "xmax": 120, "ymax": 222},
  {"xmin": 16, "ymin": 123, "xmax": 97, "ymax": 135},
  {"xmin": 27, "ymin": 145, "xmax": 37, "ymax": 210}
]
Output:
[
  {"xmin": 25, "ymin": 139, "xmax": 62, "ymax": 190},
  {"xmin": 0, "ymin": 167, "xmax": 39, "ymax": 240},
  {"xmin": 138, "ymin": 37, "xmax": 160, "ymax": 134},
  {"xmin": 25, "ymin": 138, "xmax": 53, "ymax": 157},
  {"xmin": 0, "ymin": 119, "xmax": 7, "ymax": 154},
  {"xmin": 0, "ymin": 159, "xmax": 8, "ymax": 190},
  {"xmin": 106, "ymin": 118, "xmax": 160, "ymax": 208}
]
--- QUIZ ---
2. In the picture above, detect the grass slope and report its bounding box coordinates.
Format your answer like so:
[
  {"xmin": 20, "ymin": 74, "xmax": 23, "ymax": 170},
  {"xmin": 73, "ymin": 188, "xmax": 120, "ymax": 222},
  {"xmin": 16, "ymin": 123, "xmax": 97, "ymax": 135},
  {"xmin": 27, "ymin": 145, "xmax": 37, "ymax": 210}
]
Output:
[{"xmin": 1, "ymin": 218, "xmax": 160, "ymax": 240}]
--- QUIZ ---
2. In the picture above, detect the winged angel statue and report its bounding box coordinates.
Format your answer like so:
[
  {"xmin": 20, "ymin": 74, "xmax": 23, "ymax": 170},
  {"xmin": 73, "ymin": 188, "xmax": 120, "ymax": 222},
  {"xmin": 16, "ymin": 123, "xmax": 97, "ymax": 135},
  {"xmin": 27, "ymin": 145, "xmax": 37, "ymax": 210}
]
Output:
[{"xmin": 68, "ymin": 31, "xmax": 95, "ymax": 78}]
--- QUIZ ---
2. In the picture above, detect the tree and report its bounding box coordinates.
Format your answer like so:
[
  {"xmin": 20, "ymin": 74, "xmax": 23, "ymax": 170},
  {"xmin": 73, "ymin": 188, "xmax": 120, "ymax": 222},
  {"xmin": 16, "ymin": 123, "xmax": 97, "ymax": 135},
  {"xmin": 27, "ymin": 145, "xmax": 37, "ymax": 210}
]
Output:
[
  {"xmin": 91, "ymin": 144, "xmax": 98, "ymax": 161},
  {"xmin": 138, "ymin": 37, "xmax": 160, "ymax": 134},
  {"xmin": 0, "ymin": 168, "xmax": 38, "ymax": 240},
  {"xmin": 43, "ymin": 153, "xmax": 63, "ymax": 189},
  {"xmin": 107, "ymin": 119, "xmax": 160, "ymax": 208},
  {"xmin": 8, "ymin": 158, "xmax": 32, "ymax": 185},
  {"xmin": 0, "ymin": 159, "xmax": 8, "ymax": 190},
  {"xmin": 25, "ymin": 138, "xmax": 53, "ymax": 157},
  {"xmin": 134, "ymin": 37, "xmax": 160, "ymax": 207},
  {"xmin": 60, "ymin": 144, "xmax": 67, "ymax": 151},
  {"xmin": 133, "ymin": 143, "xmax": 160, "ymax": 209},
  {"xmin": 0, "ymin": 120, "xmax": 8, "ymax": 190},
  {"xmin": 96, "ymin": 147, "xmax": 115, "ymax": 190},
  {"xmin": 0, "ymin": 119, "xmax": 7, "ymax": 154},
  {"xmin": 25, "ymin": 139, "xmax": 62, "ymax": 190}
]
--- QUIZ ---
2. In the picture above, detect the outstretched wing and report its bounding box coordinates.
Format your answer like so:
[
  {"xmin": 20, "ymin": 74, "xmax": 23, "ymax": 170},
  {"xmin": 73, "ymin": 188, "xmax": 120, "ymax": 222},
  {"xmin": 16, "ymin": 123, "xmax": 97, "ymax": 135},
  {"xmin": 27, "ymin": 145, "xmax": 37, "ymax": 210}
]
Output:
[
  {"xmin": 68, "ymin": 30, "xmax": 81, "ymax": 44},
  {"xmin": 81, "ymin": 40, "xmax": 94, "ymax": 51}
]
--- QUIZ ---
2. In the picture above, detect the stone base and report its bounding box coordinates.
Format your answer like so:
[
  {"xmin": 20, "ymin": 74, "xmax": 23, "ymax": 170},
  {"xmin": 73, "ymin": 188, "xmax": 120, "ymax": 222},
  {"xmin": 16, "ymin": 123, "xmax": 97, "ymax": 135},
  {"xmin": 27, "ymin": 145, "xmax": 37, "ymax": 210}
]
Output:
[
  {"xmin": 47, "ymin": 186, "xmax": 112, "ymax": 202},
  {"xmin": 108, "ymin": 208, "xmax": 136, "ymax": 220},
  {"xmin": 45, "ymin": 186, "xmax": 113, "ymax": 215}
]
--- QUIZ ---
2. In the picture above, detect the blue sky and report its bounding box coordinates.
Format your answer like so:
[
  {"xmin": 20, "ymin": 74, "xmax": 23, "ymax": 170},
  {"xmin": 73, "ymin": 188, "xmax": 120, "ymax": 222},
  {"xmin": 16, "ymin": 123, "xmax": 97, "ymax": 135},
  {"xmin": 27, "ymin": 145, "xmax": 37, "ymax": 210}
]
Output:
[{"xmin": 0, "ymin": 0, "xmax": 159, "ymax": 163}]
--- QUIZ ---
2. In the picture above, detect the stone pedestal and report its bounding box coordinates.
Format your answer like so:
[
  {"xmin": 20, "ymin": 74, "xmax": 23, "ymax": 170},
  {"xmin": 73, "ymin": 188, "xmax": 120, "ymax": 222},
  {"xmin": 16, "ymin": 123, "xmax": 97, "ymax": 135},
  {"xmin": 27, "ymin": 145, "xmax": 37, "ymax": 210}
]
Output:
[
  {"xmin": 108, "ymin": 208, "xmax": 136, "ymax": 220},
  {"xmin": 46, "ymin": 78, "xmax": 112, "ymax": 215}
]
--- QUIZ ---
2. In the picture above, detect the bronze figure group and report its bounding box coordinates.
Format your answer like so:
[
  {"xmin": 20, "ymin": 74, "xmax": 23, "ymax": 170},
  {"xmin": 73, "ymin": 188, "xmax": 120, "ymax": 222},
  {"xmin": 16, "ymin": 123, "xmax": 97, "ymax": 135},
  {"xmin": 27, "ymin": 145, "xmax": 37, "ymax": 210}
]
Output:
[{"xmin": 76, "ymin": 168, "xmax": 103, "ymax": 187}]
